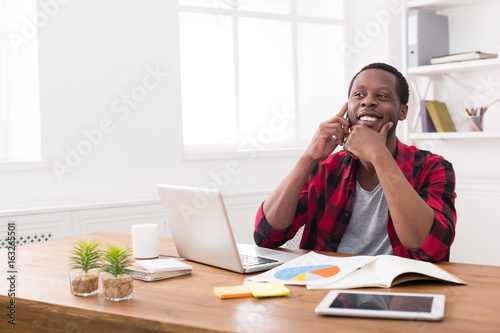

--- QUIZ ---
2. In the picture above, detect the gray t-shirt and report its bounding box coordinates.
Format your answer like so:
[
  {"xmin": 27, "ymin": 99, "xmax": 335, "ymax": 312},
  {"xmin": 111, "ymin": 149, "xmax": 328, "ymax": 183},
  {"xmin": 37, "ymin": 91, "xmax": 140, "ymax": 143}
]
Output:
[{"xmin": 336, "ymin": 181, "xmax": 394, "ymax": 256}]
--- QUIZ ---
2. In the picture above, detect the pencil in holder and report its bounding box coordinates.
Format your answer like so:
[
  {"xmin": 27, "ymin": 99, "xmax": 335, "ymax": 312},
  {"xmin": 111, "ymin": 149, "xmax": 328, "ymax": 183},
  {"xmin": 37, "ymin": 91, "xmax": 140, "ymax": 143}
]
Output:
[
  {"xmin": 468, "ymin": 115, "xmax": 483, "ymax": 132},
  {"xmin": 464, "ymin": 106, "xmax": 487, "ymax": 132}
]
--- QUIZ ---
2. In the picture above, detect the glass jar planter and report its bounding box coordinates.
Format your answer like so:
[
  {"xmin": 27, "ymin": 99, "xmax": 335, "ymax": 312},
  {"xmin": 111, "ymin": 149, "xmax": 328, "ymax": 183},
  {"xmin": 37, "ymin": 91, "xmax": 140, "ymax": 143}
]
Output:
[
  {"xmin": 69, "ymin": 268, "xmax": 99, "ymax": 296},
  {"xmin": 100, "ymin": 273, "xmax": 133, "ymax": 301}
]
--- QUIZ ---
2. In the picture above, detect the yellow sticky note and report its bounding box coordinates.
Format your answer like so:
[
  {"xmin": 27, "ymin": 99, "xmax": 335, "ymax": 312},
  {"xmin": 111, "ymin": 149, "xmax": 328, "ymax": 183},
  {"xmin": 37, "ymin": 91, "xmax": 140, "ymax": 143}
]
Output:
[
  {"xmin": 213, "ymin": 285, "xmax": 253, "ymax": 299},
  {"xmin": 248, "ymin": 282, "xmax": 290, "ymax": 298}
]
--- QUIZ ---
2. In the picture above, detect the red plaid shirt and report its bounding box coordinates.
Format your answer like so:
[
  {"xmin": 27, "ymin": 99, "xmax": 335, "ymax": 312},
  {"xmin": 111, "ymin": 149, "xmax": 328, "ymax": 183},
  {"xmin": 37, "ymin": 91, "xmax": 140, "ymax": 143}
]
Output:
[{"xmin": 254, "ymin": 139, "xmax": 456, "ymax": 262}]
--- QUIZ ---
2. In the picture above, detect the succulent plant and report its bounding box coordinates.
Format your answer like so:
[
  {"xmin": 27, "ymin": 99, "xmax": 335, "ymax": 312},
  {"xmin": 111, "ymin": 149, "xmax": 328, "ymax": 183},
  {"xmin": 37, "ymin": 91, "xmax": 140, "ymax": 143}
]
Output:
[
  {"xmin": 101, "ymin": 244, "xmax": 133, "ymax": 277},
  {"xmin": 69, "ymin": 238, "xmax": 102, "ymax": 273}
]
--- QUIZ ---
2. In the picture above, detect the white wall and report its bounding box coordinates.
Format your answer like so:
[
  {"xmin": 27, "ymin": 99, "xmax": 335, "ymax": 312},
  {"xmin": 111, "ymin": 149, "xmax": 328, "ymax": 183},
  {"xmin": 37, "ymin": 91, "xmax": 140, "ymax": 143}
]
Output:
[
  {"xmin": 0, "ymin": 1, "xmax": 298, "ymax": 210},
  {"xmin": 0, "ymin": 0, "xmax": 299, "ymax": 247},
  {"xmin": 344, "ymin": 0, "xmax": 402, "ymax": 79}
]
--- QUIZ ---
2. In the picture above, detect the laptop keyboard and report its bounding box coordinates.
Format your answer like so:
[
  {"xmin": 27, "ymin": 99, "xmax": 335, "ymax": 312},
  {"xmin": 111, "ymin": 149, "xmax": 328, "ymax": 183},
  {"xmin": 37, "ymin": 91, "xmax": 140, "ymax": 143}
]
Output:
[{"xmin": 240, "ymin": 253, "xmax": 279, "ymax": 267}]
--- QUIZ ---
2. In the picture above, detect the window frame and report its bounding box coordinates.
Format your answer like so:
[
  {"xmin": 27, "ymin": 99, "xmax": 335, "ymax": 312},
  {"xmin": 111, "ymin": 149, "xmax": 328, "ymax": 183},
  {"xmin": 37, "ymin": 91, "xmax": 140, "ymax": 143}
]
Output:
[
  {"xmin": 178, "ymin": 1, "xmax": 347, "ymax": 157},
  {"xmin": 0, "ymin": 0, "xmax": 43, "ymax": 164},
  {"xmin": 0, "ymin": 0, "xmax": 7, "ymax": 160}
]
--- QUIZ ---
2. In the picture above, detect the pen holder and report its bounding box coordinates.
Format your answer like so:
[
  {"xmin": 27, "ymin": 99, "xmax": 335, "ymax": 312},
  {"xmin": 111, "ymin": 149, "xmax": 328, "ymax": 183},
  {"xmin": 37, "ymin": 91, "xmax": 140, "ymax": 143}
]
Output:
[{"xmin": 468, "ymin": 115, "xmax": 483, "ymax": 132}]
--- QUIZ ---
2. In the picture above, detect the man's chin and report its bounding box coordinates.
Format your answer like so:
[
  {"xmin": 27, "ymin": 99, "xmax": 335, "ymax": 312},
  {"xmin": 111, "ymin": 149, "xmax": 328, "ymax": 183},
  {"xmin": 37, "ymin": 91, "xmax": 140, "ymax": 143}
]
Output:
[{"xmin": 357, "ymin": 120, "xmax": 380, "ymax": 128}]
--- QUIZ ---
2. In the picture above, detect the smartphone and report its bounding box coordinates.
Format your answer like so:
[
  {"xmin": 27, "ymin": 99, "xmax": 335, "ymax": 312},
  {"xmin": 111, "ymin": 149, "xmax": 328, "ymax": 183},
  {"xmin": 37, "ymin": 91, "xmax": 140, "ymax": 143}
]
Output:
[
  {"xmin": 315, "ymin": 290, "xmax": 445, "ymax": 321},
  {"xmin": 343, "ymin": 109, "xmax": 351, "ymax": 146},
  {"xmin": 345, "ymin": 110, "xmax": 350, "ymax": 124}
]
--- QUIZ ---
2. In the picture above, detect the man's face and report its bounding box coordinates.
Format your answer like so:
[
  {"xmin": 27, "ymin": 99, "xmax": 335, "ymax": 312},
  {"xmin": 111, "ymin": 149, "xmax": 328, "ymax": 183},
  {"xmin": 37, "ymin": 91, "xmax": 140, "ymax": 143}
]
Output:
[{"xmin": 347, "ymin": 68, "xmax": 407, "ymax": 136}]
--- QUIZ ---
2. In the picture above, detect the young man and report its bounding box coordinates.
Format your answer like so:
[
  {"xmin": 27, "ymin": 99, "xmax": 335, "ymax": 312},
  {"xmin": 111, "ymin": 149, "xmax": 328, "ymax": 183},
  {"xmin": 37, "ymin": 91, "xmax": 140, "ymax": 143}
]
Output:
[{"xmin": 254, "ymin": 62, "xmax": 456, "ymax": 262}]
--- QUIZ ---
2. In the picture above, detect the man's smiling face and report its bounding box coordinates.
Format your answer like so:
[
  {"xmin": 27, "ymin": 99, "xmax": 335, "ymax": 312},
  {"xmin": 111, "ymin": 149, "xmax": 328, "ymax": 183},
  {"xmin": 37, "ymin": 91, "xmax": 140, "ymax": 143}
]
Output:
[{"xmin": 347, "ymin": 68, "xmax": 407, "ymax": 137}]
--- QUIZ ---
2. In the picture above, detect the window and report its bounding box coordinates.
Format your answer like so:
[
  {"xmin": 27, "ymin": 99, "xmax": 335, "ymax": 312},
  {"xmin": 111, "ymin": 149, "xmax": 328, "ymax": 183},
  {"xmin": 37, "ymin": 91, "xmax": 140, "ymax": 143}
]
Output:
[
  {"xmin": 179, "ymin": 0, "xmax": 346, "ymax": 153},
  {"xmin": 0, "ymin": 0, "xmax": 42, "ymax": 162}
]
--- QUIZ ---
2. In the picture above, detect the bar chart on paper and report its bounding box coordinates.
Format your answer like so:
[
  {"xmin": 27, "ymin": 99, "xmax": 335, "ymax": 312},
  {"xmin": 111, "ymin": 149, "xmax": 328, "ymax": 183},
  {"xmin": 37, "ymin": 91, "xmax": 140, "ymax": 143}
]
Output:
[{"xmin": 274, "ymin": 265, "xmax": 341, "ymax": 282}]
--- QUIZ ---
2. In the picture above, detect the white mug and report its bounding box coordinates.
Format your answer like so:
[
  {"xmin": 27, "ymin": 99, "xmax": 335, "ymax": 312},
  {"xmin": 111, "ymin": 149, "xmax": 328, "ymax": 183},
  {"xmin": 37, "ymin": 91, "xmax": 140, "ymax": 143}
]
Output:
[{"xmin": 131, "ymin": 223, "xmax": 159, "ymax": 259}]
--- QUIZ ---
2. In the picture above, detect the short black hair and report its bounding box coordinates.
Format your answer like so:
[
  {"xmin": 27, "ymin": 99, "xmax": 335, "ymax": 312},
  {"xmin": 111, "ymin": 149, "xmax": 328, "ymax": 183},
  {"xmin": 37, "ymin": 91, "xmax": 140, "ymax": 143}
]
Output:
[{"xmin": 347, "ymin": 62, "xmax": 409, "ymax": 105}]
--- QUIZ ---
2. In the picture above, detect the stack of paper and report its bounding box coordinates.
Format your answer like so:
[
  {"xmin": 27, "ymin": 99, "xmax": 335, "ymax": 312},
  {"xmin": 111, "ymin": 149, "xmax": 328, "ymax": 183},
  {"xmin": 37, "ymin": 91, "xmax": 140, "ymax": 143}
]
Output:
[
  {"xmin": 130, "ymin": 259, "xmax": 192, "ymax": 282},
  {"xmin": 431, "ymin": 51, "xmax": 497, "ymax": 65}
]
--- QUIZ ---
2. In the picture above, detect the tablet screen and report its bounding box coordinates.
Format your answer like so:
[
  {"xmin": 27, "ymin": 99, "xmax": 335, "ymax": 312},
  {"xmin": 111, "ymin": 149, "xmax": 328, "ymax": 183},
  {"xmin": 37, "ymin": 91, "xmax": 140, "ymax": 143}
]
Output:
[{"xmin": 329, "ymin": 292, "xmax": 434, "ymax": 313}]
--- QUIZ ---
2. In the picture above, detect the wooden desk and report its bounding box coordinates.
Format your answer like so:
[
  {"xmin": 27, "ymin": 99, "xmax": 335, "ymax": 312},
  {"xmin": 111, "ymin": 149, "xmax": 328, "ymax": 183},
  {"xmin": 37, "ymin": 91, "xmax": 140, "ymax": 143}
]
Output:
[{"xmin": 1, "ymin": 232, "xmax": 499, "ymax": 333}]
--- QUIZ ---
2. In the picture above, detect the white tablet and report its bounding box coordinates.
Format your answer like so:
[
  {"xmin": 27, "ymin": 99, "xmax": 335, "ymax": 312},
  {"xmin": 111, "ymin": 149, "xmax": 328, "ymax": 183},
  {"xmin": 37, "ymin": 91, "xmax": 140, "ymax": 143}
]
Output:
[{"xmin": 315, "ymin": 290, "xmax": 445, "ymax": 321}]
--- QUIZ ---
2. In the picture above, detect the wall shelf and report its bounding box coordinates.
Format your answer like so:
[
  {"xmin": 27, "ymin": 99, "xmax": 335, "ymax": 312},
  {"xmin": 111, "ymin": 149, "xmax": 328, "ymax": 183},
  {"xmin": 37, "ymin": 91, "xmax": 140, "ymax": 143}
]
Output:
[
  {"xmin": 407, "ymin": 0, "xmax": 490, "ymax": 11},
  {"xmin": 409, "ymin": 131, "xmax": 500, "ymax": 140},
  {"xmin": 403, "ymin": 0, "xmax": 500, "ymax": 141},
  {"xmin": 408, "ymin": 58, "xmax": 500, "ymax": 76}
]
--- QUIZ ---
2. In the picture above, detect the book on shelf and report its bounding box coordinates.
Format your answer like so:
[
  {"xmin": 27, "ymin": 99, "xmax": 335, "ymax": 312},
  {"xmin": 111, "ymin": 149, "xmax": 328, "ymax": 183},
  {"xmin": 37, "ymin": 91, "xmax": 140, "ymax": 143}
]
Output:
[
  {"xmin": 420, "ymin": 100, "xmax": 436, "ymax": 133},
  {"xmin": 425, "ymin": 101, "xmax": 456, "ymax": 132},
  {"xmin": 130, "ymin": 259, "xmax": 192, "ymax": 282},
  {"xmin": 307, "ymin": 254, "xmax": 466, "ymax": 290},
  {"xmin": 431, "ymin": 51, "xmax": 497, "ymax": 65}
]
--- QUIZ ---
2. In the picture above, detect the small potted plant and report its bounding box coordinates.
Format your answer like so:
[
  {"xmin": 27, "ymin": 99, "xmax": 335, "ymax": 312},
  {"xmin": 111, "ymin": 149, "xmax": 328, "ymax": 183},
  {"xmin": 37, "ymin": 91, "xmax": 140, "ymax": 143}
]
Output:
[
  {"xmin": 69, "ymin": 238, "xmax": 102, "ymax": 296},
  {"xmin": 100, "ymin": 243, "xmax": 134, "ymax": 301}
]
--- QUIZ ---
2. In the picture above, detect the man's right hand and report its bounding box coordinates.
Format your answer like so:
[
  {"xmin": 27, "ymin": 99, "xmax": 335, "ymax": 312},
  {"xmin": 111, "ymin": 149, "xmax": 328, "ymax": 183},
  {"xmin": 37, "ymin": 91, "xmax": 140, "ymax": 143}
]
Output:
[
  {"xmin": 262, "ymin": 103, "xmax": 351, "ymax": 230},
  {"xmin": 304, "ymin": 102, "xmax": 351, "ymax": 162}
]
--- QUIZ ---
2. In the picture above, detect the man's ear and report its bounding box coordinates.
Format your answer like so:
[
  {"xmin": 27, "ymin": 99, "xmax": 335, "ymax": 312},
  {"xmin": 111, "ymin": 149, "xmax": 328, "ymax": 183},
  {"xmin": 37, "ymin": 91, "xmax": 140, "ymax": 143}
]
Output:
[{"xmin": 399, "ymin": 104, "xmax": 408, "ymax": 121}]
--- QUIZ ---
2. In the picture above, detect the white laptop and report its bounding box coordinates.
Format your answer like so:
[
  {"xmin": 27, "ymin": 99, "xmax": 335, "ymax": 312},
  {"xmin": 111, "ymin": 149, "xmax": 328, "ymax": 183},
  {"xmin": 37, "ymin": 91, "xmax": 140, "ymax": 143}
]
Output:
[{"xmin": 157, "ymin": 184, "xmax": 300, "ymax": 273}]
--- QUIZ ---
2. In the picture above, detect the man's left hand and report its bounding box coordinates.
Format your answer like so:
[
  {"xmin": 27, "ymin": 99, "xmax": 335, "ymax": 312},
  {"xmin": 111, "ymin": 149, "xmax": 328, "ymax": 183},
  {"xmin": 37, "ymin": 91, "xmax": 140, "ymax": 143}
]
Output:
[{"xmin": 344, "ymin": 121, "xmax": 393, "ymax": 162}]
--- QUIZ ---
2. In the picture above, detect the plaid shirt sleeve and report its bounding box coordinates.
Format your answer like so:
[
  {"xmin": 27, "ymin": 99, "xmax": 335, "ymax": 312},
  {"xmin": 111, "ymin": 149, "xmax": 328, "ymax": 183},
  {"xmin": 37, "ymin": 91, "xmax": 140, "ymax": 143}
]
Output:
[
  {"xmin": 254, "ymin": 154, "xmax": 353, "ymax": 250},
  {"xmin": 253, "ymin": 181, "xmax": 311, "ymax": 248},
  {"xmin": 390, "ymin": 140, "xmax": 457, "ymax": 262}
]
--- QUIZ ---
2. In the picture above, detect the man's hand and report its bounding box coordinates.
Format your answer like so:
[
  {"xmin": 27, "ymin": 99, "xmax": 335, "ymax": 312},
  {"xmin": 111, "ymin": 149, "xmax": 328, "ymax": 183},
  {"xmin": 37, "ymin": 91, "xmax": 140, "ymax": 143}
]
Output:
[
  {"xmin": 344, "ymin": 121, "xmax": 394, "ymax": 162},
  {"xmin": 304, "ymin": 103, "xmax": 351, "ymax": 162}
]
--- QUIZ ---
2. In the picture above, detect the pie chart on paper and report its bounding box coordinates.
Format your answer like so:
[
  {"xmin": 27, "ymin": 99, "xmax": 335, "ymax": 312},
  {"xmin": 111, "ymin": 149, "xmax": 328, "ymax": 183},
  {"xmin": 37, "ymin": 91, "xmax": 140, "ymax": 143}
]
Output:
[{"xmin": 273, "ymin": 265, "xmax": 341, "ymax": 282}]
